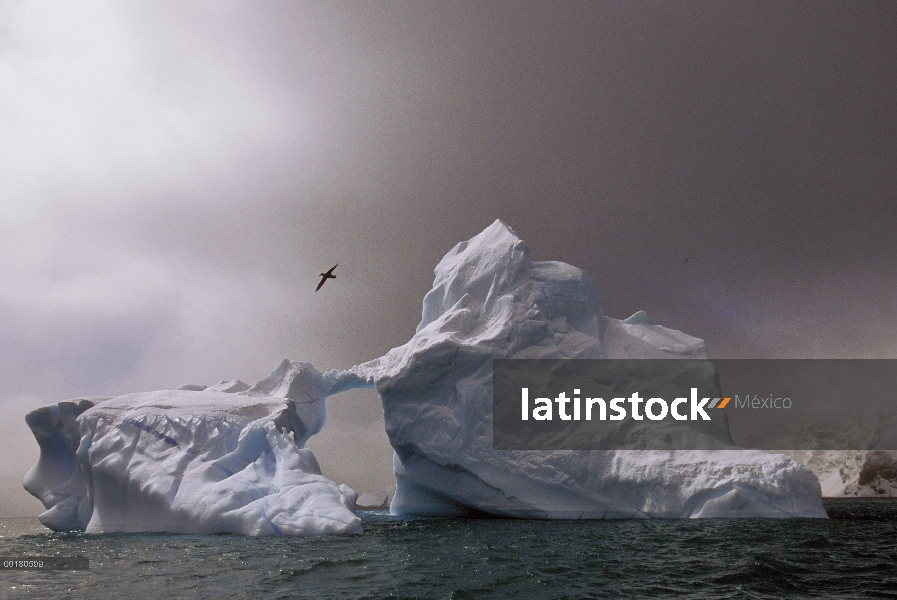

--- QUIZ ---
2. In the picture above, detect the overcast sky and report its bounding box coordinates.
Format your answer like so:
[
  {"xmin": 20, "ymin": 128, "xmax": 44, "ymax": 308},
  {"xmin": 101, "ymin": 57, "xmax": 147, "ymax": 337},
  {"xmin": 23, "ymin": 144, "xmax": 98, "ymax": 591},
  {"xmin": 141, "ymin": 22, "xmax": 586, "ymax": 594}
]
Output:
[{"xmin": 2, "ymin": 1, "xmax": 895, "ymax": 517}]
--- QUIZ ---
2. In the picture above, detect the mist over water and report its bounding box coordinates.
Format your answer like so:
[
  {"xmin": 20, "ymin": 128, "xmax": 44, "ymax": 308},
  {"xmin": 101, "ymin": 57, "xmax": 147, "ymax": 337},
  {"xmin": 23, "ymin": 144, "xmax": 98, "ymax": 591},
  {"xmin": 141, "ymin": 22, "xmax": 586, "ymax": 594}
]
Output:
[{"xmin": 1, "ymin": 499, "xmax": 895, "ymax": 599}]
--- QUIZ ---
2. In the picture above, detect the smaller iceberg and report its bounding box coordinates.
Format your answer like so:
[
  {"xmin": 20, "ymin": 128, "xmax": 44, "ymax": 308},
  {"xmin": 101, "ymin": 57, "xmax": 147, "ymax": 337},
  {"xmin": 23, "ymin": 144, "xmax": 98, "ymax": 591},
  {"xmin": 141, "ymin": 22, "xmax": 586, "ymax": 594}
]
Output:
[{"xmin": 24, "ymin": 360, "xmax": 360, "ymax": 536}]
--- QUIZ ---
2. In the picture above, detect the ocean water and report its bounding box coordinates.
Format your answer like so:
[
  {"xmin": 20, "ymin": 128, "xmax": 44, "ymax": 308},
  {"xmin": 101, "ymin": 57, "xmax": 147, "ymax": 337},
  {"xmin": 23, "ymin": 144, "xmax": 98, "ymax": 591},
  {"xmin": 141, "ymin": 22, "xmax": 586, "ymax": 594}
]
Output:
[{"xmin": 1, "ymin": 499, "xmax": 895, "ymax": 599}]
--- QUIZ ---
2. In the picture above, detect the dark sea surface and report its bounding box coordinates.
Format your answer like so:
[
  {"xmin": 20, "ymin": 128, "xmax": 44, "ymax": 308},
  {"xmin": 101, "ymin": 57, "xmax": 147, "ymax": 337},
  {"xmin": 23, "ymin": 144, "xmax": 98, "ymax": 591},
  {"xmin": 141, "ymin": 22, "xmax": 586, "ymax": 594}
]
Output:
[{"xmin": 1, "ymin": 499, "xmax": 896, "ymax": 599}]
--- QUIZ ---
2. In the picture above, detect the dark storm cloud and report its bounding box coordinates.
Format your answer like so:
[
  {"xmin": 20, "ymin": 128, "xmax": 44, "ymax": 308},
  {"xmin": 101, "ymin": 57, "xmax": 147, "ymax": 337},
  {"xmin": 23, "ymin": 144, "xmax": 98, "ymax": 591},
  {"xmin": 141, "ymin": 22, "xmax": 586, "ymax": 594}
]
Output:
[{"xmin": 2, "ymin": 1, "xmax": 895, "ymax": 515}]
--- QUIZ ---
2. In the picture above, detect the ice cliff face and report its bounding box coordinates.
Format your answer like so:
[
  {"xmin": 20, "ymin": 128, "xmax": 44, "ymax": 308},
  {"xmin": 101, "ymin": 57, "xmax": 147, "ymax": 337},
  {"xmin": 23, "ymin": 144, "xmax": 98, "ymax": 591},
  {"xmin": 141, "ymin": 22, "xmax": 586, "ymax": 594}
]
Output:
[
  {"xmin": 331, "ymin": 220, "xmax": 826, "ymax": 518},
  {"xmin": 24, "ymin": 361, "xmax": 360, "ymax": 536}
]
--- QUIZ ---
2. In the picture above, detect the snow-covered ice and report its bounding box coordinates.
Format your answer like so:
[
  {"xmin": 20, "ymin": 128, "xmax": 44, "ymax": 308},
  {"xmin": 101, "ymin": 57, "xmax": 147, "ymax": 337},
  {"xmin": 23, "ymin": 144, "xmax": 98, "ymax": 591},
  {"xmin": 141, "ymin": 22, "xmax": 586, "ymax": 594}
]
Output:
[
  {"xmin": 782, "ymin": 450, "xmax": 897, "ymax": 497},
  {"xmin": 25, "ymin": 220, "xmax": 827, "ymax": 535},
  {"xmin": 24, "ymin": 361, "xmax": 360, "ymax": 535},
  {"xmin": 330, "ymin": 220, "xmax": 826, "ymax": 518}
]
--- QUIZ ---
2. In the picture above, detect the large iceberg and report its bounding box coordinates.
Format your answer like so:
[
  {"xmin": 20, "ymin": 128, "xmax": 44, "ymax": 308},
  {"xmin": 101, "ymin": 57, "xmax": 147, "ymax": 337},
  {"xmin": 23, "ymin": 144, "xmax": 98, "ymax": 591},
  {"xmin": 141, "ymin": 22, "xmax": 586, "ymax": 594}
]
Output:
[
  {"xmin": 24, "ymin": 361, "xmax": 361, "ymax": 535},
  {"xmin": 330, "ymin": 220, "xmax": 826, "ymax": 518},
  {"xmin": 25, "ymin": 220, "xmax": 826, "ymax": 535}
]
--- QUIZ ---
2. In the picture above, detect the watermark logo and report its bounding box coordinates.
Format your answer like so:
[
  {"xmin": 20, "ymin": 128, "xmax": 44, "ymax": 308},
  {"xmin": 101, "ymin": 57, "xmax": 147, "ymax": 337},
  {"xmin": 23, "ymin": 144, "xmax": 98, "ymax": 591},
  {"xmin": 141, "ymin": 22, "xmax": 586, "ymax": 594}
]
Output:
[
  {"xmin": 492, "ymin": 358, "xmax": 895, "ymax": 451},
  {"xmin": 520, "ymin": 388, "xmax": 730, "ymax": 422},
  {"xmin": 733, "ymin": 395, "xmax": 792, "ymax": 409}
]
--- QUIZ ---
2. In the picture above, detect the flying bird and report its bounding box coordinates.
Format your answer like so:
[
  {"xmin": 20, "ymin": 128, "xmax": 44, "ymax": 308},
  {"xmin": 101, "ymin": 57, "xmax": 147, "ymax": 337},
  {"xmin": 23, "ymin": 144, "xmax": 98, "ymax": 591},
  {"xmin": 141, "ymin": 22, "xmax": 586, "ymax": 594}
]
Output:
[{"xmin": 315, "ymin": 264, "xmax": 338, "ymax": 292}]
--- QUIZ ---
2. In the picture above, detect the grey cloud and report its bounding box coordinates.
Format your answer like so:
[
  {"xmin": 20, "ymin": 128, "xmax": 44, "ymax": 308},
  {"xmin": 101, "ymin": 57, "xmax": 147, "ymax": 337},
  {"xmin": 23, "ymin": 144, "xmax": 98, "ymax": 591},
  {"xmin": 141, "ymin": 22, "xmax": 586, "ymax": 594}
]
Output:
[{"xmin": 0, "ymin": 291, "xmax": 182, "ymax": 399}]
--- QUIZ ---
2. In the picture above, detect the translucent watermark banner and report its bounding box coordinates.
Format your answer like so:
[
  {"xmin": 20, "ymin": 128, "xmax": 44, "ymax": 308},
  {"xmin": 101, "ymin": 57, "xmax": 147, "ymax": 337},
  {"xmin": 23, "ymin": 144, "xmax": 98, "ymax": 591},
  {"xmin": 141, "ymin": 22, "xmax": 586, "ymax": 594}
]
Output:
[{"xmin": 492, "ymin": 359, "xmax": 897, "ymax": 450}]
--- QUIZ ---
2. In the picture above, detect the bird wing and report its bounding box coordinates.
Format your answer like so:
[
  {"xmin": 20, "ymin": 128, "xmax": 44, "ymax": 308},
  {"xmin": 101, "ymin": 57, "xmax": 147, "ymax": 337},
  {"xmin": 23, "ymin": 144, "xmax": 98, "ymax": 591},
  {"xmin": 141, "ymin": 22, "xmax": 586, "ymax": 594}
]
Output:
[{"xmin": 315, "ymin": 264, "xmax": 338, "ymax": 291}]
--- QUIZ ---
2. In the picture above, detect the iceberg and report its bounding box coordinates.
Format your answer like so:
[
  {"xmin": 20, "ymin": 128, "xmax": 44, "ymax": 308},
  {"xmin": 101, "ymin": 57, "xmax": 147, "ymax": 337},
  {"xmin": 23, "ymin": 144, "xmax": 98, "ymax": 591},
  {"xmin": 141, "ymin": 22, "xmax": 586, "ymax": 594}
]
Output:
[
  {"xmin": 330, "ymin": 220, "xmax": 826, "ymax": 518},
  {"xmin": 24, "ymin": 360, "xmax": 361, "ymax": 535},
  {"xmin": 356, "ymin": 490, "xmax": 391, "ymax": 510},
  {"xmin": 24, "ymin": 220, "xmax": 826, "ymax": 534}
]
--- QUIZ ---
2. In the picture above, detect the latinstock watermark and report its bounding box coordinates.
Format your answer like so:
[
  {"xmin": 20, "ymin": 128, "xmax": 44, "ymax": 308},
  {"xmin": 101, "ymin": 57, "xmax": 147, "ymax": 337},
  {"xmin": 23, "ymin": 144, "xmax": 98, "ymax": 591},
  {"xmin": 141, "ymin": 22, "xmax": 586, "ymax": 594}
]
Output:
[
  {"xmin": 520, "ymin": 388, "xmax": 731, "ymax": 422},
  {"xmin": 493, "ymin": 359, "xmax": 897, "ymax": 451},
  {"xmin": 732, "ymin": 394, "xmax": 792, "ymax": 409}
]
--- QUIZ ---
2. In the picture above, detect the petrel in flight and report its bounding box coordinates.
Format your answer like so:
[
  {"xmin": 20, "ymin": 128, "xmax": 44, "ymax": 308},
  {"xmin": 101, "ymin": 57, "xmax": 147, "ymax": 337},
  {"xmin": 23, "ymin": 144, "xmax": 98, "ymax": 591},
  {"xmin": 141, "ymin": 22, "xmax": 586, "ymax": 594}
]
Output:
[{"xmin": 315, "ymin": 264, "xmax": 338, "ymax": 292}]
